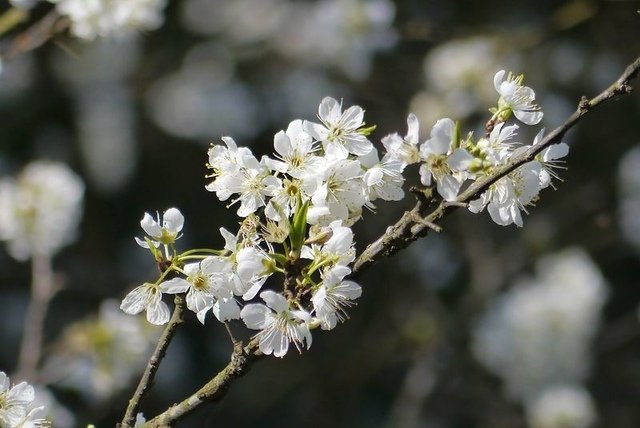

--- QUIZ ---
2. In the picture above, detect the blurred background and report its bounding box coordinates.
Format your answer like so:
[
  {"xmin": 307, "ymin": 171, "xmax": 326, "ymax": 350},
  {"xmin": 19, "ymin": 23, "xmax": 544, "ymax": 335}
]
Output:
[{"xmin": 1, "ymin": 0, "xmax": 640, "ymax": 426}]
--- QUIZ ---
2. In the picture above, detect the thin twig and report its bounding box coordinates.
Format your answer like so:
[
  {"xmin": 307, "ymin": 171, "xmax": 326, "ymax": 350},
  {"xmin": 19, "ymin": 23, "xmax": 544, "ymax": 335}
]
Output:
[
  {"xmin": 141, "ymin": 54, "xmax": 640, "ymax": 425},
  {"xmin": 120, "ymin": 295, "xmax": 186, "ymax": 428},
  {"xmin": 0, "ymin": 8, "xmax": 69, "ymax": 60}
]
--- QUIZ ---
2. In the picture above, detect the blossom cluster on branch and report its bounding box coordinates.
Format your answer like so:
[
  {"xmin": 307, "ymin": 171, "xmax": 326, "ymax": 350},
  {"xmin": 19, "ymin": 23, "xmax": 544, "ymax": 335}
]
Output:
[{"xmin": 120, "ymin": 70, "xmax": 568, "ymax": 359}]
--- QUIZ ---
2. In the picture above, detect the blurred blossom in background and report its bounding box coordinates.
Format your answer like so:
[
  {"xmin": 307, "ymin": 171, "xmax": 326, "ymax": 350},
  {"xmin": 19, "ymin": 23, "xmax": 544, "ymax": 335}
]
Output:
[
  {"xmin": 0, "ymin": 0, "xmax": 640, "ymax": 426},
  {"xmin": 473, "ymin": 249, "xmax": 607, "ymax": 426},
  {"xmin": 0, "ymin": 161, "xmax": 84, "ymax": 261}
]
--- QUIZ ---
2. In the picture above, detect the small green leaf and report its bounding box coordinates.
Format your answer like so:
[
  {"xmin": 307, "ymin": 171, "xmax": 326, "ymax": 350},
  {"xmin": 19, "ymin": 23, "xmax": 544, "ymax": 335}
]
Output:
[
  {"xmin": 289, "ymin": 194, "xmax": 310, "ymax": 253},
  {"xmin": 358, "ymin": 124, "xmax": 377, "ymax": 136}
]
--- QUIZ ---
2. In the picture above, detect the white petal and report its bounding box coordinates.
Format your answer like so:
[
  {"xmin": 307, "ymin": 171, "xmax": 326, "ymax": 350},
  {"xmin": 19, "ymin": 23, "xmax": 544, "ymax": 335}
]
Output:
[
  {"xmin": 146, "ymin": 298, "xmax": 170, "ymax": 325},
  {"xmin": 427, "ymin": 118, "xmax": 455, "ymax": 155},
  {"xmin": 160, "ymin": 278, "xmax": 190, "ymax": 294},
  {"xmin": 163, "ymin": 208, "xmax": 184, "ymax": 233},
  {"xmin": 542, "ymin": 143, "xmax": 569, "ymax": 161},
  {"xmin": 406, "ymin": 113, "xmax": 419, "ymax": 146},
  {"xmin": 140, "ymin": 213, "xmax": 161, "ymax": 237},
  {"xmin": 514, "ymin": 108, "xmax": 543, "ymax": 125},
  {"xmin": 260, "ymin": 290, "xmax": 289, "ymax": 313},
  {"xmin": 120, "ymin": 286, "xmax": 150, "ymax": 315},
  {"xmin": 447, "ymin": 148, "xmax": 473, "ymax": 171},
  {"xmin": 240, "ymin": 304, "xmax": 271, "ymax": 329},
  {"xmin": 493, "ymin": 70, "xmax": 506, "ymax": 93}
]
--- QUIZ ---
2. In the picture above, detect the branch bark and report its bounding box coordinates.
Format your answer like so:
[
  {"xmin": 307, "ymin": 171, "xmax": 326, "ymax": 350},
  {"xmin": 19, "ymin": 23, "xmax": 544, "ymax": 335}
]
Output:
[
  {"xmin": 141, "ymin": 54, "xmax": 640, "ymax": 425},
  {"xmin": 120, "ymin": 295, "xmax": 186, "ymax": 428}
]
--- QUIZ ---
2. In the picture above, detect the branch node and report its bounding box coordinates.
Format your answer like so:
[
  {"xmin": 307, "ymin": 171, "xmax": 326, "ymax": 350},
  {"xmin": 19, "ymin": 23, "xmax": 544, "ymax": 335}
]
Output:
[
  {"xmin": 409, "ymin": 213, "xmax": 442, "ymax": 233},
  {"xmin": 578, "ymin": 96, "xmax": 590, "ymax": 111}
]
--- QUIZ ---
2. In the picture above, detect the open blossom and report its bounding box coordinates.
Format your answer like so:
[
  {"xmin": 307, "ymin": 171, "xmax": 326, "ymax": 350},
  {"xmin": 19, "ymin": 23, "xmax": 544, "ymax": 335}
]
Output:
[
  {"xmin": 0, "ymin": 161, "xmax": 84, "ymax": 261},
  {"xmin": 301, "ymin": 220, "xmax": 356, "ymax": 267},
  {"xmin": 206, "ymin": 136, "xmax": 253, "ymax": 200},
  {"xmin": 135, "ymin": 207, "xmax": 184, "ymax": 249},
  {"xmin": 309, "ymin": 158, "xmax": 366, "ymax": 225},
  {"xmin": 469, "ymin": 160, "xmax": 543, "ymax": 227},
  {"xmin": 381, "ymin": 113, "xmax": 421, "ymax": 167},
  {"xmin": 234, "ymin": 247, "xmax": 274, "ymax": 300},
  {"xmin": 0, "ymin": 372, "xmax": 49, "ymax": 428},
  {"xmin": 476, "ymin": 122, "xmax": 520, "ymax": 166},
  {"xmin": 160, "ymin": 257, "xmax": 240, "ymax": 323},
  {"xmin": 304, "ymin": 96, "xmax": 373, "ymax": 159},
  {"xmin": 55, "ymin": 0, "xmax": 167, "ymax": 40},
  {"xmin": 419, "ymin": 118, "xmax": 472, "ymax": 201},
  {"xmin": 312, "ymin": 265, "xmax": 362, "ymax": 330},
  {"xmin": 208, "ymin": 141, "xmax": 282, "ymax": 217},
  {"xmin": 120, "ymin": 282, "xmax": 169, "ymax": 325},
  {"xmin": 526, "ymin": 385, "xmax": 596, "ymax": 428},
  {"xmin": 359, "ymin": 148, "xmax": 405, "ymax": 203},
  {"xmin": 240, "ymin": 291, "xmax": 312, "ymax": 358},
  {"xmin": 494, "ymin": 70, "xmax": 543, "ymax": 125},
  {"xmin": 266, "ymin": 120, "xmax": 322, "ymax": 179}
]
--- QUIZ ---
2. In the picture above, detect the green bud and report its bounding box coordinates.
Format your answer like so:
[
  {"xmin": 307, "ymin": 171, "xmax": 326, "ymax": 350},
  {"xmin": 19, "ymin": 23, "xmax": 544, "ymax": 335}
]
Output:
[
  {"xmin": 289, "ymin": 193, "xmax": 310, "ymax": 254},
  {"xmin": 358, "ymin": 124, "xmax": 377, "ymax": 136}
]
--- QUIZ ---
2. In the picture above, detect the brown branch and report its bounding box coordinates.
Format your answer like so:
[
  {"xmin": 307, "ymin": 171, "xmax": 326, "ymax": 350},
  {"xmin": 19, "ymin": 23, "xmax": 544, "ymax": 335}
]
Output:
[
  {"xmin": 0, "ymin": 8, "xmax": 69, "ymax": 60},
  {"xmin": 353, "ymin": 54, "xmax": 640, "ymax": 274},
  {"xmin": 143, "ymin": 340, "xmax": 262, "ymax": 427},
  {"xmin": 120, "ymin": 295, "xmax": 186, "ymax": 428},
  {"xmin": 140, "ymin": 54, "xmax": 640, "ymax": 425}
]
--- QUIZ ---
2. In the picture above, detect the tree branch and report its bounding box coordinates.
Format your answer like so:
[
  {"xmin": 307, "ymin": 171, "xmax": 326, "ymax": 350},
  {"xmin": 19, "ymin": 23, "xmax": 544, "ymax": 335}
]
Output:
[
  {"xmin": 120, "ymin": 295, "xmax": 186, "ymax": 428},
  {"xmin": 143, "ymin": 340, "xmax": 262, "ymax": 427},
  {"xmin": 353, "ymin": 54, "xmax": 640, "ymax": 274},
  {"xmin": 141, "ymin": 54, "xmax": 640, "ymax": 425}
]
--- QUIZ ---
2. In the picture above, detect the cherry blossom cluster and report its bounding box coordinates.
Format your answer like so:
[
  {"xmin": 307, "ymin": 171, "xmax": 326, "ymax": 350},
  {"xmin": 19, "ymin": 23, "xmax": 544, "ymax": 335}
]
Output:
[
  {"xmin": 0, "ymin": 372, "xmax": 50, "ymax": 428},
  {"xmin": 120, "ymin": 69, "xmax": 569, "ymax": 358}
]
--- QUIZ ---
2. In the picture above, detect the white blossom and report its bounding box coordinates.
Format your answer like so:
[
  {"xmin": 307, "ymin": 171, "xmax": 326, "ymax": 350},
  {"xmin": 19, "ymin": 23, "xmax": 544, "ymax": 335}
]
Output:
[
  {"xmin": 241, "ymin": 290, "xmax": 312, "ymax": 358},
  {"xmin": 0, "ymin": 372, "xmax": 49, "ymax": 428},
  {"xmin": 381, "ymin": 113, "xmax": 421, "ymax": 167},
  {"xmin": 308, "ymin": 158, "xmax": 365, "ymax": 225},
  {"xmin": 468, "ymin": 160, "xmax": 542, "ymax": 227},
  {"xmin": 304, "ymin": 97, "xmax": 373, "ymax": 159},
  {"xmin": 494, "ymin": 69, "xmax": 543, "ymax": 125},
  {"xmin": 234, "ymin": 247, "xmax": 274, "ymax": 300},
  {"xmin": 473, "ymin": 249, "xmax": 607, "ymax": 401},
  {"xmin": 42, "ymin": 300, "xmax": 158, "ymax": 401},
  {"xmin": 301, "ymin": 220, "xmax": 356, "ymax": 268},
  {"xmin": 160, "ymin": 257, "xmax": 239, "ymax": 323},
  {"xmin": 312, "ymin": 265, "xmax": 361, "ymax": 330},
  {"xmin": 0, "ymin": 161, "xmax": 84, "ymax": 261},
  {"xmin": 120, "ymin": 282, "xmax": 170, "ymax": 325},
  {"xmin": 525, "ymin": 385, "xmax": 596, "ymax": 428},
  {"xmin": 134, "ymin": 207, "xmax": 184, "ymax": 249},
  {"xmin": 359, "ymin": 148, "xmax": 405, "ymax": 203},
  {"xmin": 419, "ymin": 118, "xmax": 471, "ymax": 201},
  {"xmin": 54, "ymin": 0, "xmax": 167, "ymax": 40}
]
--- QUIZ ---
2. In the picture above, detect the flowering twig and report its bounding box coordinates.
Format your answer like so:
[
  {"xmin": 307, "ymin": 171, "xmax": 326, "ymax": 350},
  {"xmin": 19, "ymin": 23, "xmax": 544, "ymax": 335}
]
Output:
[
  {"xmin": 120, "ymin": 294, "xmax": 186, "ymax": 428},
  {"xmin": 137, "ymin": 54, "xmax": 640, "ymax": 425},
  {"xmin": 353, "ymin": 54, "xmax": 640, "ymax": 274}
]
